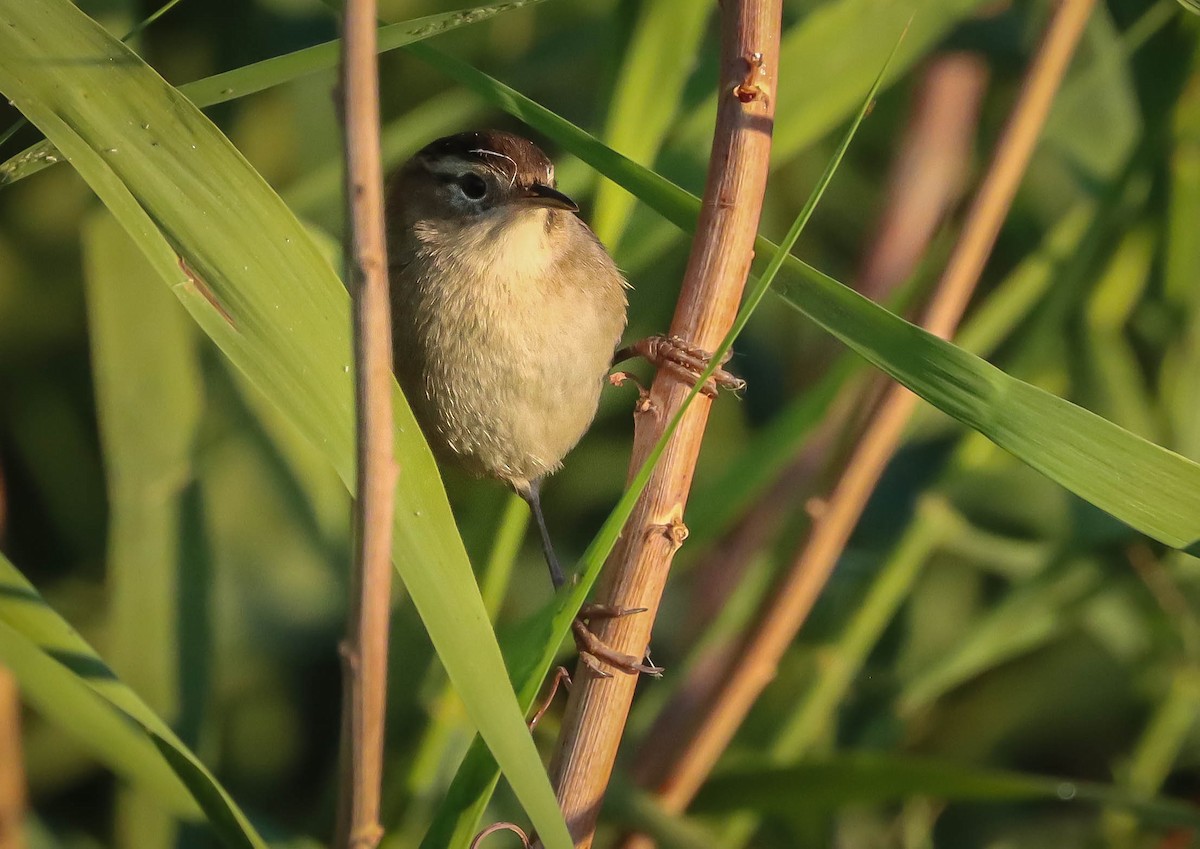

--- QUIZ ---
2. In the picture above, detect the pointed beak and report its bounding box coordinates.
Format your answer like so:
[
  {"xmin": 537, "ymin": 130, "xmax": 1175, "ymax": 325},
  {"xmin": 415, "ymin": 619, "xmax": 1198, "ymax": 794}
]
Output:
[{"xmin": 519, "ymin": 183, "xmax": 579, "ymax": 212}]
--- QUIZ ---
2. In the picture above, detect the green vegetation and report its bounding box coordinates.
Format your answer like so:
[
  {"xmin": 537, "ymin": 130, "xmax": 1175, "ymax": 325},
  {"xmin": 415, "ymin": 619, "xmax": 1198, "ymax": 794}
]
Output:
[{"xmin": 0, "ymin": 0, "xmax": 1198, "ymax": 847}]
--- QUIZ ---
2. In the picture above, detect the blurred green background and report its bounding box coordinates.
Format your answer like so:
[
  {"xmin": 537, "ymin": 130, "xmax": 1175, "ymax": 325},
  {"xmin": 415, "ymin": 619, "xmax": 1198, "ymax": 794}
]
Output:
[{"xmin": 2, "ymin": 0, "xmax": 1200, "ymax": 847}]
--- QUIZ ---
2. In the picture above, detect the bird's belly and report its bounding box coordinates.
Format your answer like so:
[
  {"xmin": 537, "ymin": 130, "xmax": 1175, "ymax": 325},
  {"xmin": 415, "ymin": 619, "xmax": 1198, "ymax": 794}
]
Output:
[{"xmin": 400, "ymin": 286, "xmax": 621, "ymax": 485}]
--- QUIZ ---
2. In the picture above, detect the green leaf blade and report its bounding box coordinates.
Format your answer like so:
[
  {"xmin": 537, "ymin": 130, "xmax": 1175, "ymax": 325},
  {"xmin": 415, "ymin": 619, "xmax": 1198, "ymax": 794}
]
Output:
[
  {"xmin": 411, "ymin": 41, "xmax": 1200, "ymax": 553},
  {"xmin": 0, "ymin": 3, "xmax": 572, "ymax": 846}
]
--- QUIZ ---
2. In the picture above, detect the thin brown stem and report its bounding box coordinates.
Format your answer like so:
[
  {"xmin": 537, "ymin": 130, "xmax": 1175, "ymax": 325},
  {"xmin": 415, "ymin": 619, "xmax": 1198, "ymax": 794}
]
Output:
[
  {"xmin": 630, "ymin": 47, "xmax": 989, "ymax": 799},
  {"xmin": 335, "ymin": 2, "xmax": 396, "ymax": 848},
  {"xmin": 0, "ymin": 667, "xmax": 25, "ymax": 849},
  {"xmin": 0, "ymin": 430, "xmax": 20, "ymax": 849},
  {"xmin": 855, "ymin": 52, "xmax": 990, "ymax": 300},
  {"xmin": 620, "ymin": 0, "xmax": 1097, "ymax": 840},
  {"xmin": 546, "ymin": 1, "xmax": 780, "ymax": 845}
]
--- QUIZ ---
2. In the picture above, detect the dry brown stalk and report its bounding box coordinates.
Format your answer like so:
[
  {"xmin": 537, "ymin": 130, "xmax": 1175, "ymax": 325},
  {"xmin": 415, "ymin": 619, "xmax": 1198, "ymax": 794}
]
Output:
[
  {"xmin": 0, "ymin": 418, "xmax": 21, "ymax": 849},
  {"xmin": 334, "ymin": 2, "xmax": 396, "ymax": 847},
  {"xmin": 856, "ymin": 52, "xmax": 990, "ymax": 300},
  {"xmin": 546, "ymin": 0, "xmax": 781, "ymax": 844},
  {"xmin": 0, "ymin": 460, "xmax": 6, "ymax": 539},
  {"xmin": 631, "ymin": 50, "xmax": 989, "ymax": 791},
  {"xmin": 0, "ymin": 668, "xmax": 26, "ymax": 849},
  {"xmin": 619, "ymin": 0, "xmax": 1097, "ymax": 842},
  {"xmin": 686, "ymin": 51, "xmax": 988, "ymax": 615}
]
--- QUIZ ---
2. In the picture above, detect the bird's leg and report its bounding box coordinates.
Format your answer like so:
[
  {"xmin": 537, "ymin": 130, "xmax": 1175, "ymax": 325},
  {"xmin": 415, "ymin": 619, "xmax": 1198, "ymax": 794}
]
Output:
[
  {"xmin": 614, "ymin": 334, "xmax": 746, "ymax": 398},
  {"xmin": 517, "ymin": 478, "xmax": 566, "ymax": 589},
  {"xmin": 516, "ymin": 481, "xmax": 664, "ymax": 678},
  {"xmin": 572, "ymin": 603, "xmax": 664, "ymax": 678}
]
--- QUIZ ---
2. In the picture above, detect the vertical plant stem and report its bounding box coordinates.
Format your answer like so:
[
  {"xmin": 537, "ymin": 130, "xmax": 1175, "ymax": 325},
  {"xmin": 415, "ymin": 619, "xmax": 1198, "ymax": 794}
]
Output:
[
  {"xmin": 623, "ymin": 0, "xmax": 1097, "ymax": 840},
  {"xmin": 547, "ymin": 0, "xmax": 780, "ymax": 845},
  {"xmin": 336, "ymin": 2, "xmax": 396, "ymax": 848},
  {"xmin": 855, "ymin": 51, "xmax": 989, "ymax": 300},
  {"xmin": 0, "ymin": 447, "xmax": 22, "ymax": 849},
  {"xmin": 643, "ymin": 53, "xmax": 989, "ymax": 761},
  {"xmin": 0, "ymin": 667, "xmax": 24, "ymax": 849}
]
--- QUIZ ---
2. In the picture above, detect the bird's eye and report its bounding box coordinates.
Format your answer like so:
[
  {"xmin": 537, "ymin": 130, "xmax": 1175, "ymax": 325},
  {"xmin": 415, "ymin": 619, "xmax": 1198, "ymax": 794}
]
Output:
[{"xmin": 456, "ymin": 173, "xmax": 488, "ymax": 200}]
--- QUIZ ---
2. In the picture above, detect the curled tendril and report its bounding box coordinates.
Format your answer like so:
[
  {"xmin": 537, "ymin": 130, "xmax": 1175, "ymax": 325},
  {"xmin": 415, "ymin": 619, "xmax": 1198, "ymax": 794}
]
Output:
[{"xmin": 470, "ymin": 821, "xmax": 531, "ymax": 849}]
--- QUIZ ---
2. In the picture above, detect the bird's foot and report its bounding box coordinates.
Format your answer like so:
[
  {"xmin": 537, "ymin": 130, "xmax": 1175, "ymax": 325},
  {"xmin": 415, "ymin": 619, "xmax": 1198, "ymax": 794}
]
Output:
[
  {"xmin": 526, "ymin": 666, "xmax": 571, "ymax": 731},
  {"xmin": 616, "ymin": 334, "xmax": 746, "ymax": 398},
  {"xmin": 572, "ymin": 603, "xmax": 664, "ymax": 678}
]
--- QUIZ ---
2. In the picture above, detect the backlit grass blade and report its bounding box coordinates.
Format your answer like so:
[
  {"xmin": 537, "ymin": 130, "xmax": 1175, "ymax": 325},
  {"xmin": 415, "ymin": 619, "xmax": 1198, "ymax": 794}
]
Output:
[
  {"xmin": 83, "ymin": 209, "xmax": 206, "ymax": 849},
  {"xmin": 0, "ymin": 0, "xmax": 551, "ymax": 186},
  {"xmin": 0, "ymin": 3, "xmax": 571, "ymax": 846},
  {"xmin": 692, "ymin": 752, "xmax": 1200, "ymax": 828},
  {"xmin": 591, "ymin": 0, "xmax": 711, "ymax": 248},
  {"xmin": 0, "ymin": 0, "xmax": 187, "ymax": 150},
  {"xmin": 0, "ymin": 552, "xmax": 263, "ymax": 849},
  {"xmin": 406, "ymin": 41, "xmax": 1200, "ymax": 554}
]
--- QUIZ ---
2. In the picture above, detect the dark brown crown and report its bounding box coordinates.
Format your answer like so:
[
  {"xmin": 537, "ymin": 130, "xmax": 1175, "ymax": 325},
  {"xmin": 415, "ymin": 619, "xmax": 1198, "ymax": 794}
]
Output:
[{"xmin": 416, "ymin": 130, "xmax": 556, "ymax": 188}]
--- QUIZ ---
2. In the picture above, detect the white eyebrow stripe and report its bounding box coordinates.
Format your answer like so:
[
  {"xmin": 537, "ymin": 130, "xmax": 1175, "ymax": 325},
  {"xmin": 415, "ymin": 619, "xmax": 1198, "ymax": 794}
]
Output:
[{"xmin": 468, "ymin": 147, "xmax": 518, "ymax": 186}]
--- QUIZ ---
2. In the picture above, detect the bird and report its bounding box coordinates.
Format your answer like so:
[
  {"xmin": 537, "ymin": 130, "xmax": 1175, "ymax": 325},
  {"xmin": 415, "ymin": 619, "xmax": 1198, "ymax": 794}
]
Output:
[{"xmin": 385, "ymin": 129, "xmax": 628, "ymax": 592}]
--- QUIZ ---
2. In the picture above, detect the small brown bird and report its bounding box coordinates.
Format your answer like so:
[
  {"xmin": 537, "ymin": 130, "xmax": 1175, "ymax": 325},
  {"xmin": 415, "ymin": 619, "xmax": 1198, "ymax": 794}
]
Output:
[{"xmin": 386, "ymin": 130, "xmax": 628, "ymax": 590}]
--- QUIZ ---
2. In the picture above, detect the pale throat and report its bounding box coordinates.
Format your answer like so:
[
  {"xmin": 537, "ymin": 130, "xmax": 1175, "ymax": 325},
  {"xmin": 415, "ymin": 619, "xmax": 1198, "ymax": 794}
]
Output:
[{"xmin": 413, "ymin": 208, "xmax": 558, "ymax": 290}]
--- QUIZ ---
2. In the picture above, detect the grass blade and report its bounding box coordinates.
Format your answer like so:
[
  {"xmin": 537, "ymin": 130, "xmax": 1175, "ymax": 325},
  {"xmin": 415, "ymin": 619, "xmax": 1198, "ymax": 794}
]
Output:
[
  {"xmin": 0, "ymin": 3, "xmax": 571, "ymax": 846},
  {"xmin": 83, "ymin": 208, "xmax": 205, "ymax": 849},
  {"xmin": 692, "ymin": 752, "xmax": 1200, "ymax": 828},
  {"xmin": 0, "ymin": 552, "xmax": 264, "ymax": 849},
  {"xmin": 407, "ymin": 41, "xmax": 1200, "ymax": 554},
  {"xmin": 591, "ymin": 0, "xmax": 711, "ymax": 249},
  {"xmin": 0, "ymin": 0, "xmax": 551, "ymax": 186}
]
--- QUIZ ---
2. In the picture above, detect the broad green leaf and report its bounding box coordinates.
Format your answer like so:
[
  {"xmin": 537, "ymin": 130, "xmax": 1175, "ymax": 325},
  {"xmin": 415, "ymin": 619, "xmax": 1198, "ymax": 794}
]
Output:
[
  {"xmin": 392, "ymin": 494, "xmax": 527, "ymax": 843},
  {"xmin": 687, "ymin": 187, "xmax": 1104, "ymax": 555},
  {"xmin": 0, "ymin": 0, "xmax": 550, "ymax": 186},
  {"xmin": 405, "ymin": 42, "xmax": 1200, "ymax": 555},
  {"xmin": 0, "ymin": 552, "xmax": 262, "ymax": 849},
  {"xmin": 0, "ymin": 0, "xmax": 186, "ymax": 151},
  {"xmin": 591, "ymin": 0, "xmax": 710, "ymax": 248},
  {"xmin": 952, "ymin": 200, "xmax": 1100, "ymax": 360},
  {"xmin": 0, "ymin": 617, "xmax": 197, "ymax": 819},
  {"xmin": 691, "ymin": 752, "xmax": 1200, "ymax": 828},
  {"xmin": 0, "ymin": 3, "xmax": 571, "ymax": 847},
  {"xmin": 83, "ymin": 209, "xmax": 205, "ymax": 849}
]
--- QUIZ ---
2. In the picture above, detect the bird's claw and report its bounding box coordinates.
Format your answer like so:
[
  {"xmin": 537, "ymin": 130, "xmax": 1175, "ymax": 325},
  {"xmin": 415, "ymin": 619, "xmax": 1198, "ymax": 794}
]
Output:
[
  {"xmin": 617, "ymin": 334, "xmax": 745, "ymax": 398},
  {"xmin": 572, "ymin": 604, "xmax": 664, "ymax": 678},
  {"xmin": 526, "ymin": 666, "xmax": 572, "ymax": 731}
]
